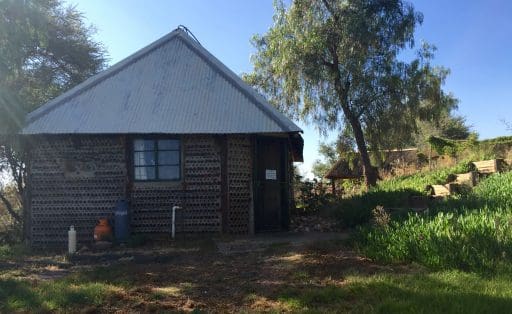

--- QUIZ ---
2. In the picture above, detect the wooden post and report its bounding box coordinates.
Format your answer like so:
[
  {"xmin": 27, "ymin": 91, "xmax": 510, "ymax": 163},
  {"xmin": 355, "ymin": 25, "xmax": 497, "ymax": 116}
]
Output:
[
  {"xmin": 219, "ymin": 135, "xmax": 229, "ymax": 234},
  {"xmin": 331, "ymin": 179, "xmax": 336, "ymax": 196},
  {"xmin": 23, "ymin": 150, "xmax": 32, "ymax": 245}
]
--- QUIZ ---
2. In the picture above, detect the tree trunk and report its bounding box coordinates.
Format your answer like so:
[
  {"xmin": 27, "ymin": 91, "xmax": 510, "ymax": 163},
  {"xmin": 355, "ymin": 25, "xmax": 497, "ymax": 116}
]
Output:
[
  {"xmin": 345, "ymin": 111, "xmax": 377, "ymax": 188},
  {"xmin": 330, "ymin": 61, "xmax": 377, "ymax": 189}
]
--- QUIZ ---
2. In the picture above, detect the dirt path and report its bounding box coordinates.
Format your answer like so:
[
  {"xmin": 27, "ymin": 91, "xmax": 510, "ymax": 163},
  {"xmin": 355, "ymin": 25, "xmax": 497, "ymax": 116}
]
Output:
[{"xmin": 215, "ymin": 231, "xmax": 349, "ymax": 254}]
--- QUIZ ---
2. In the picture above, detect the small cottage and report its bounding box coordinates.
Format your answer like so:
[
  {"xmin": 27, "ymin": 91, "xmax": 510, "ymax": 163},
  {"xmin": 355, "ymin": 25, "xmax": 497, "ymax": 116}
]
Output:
[{"xmin": 21, "ymin": 28, "xmax": 303, "ymax": 247}]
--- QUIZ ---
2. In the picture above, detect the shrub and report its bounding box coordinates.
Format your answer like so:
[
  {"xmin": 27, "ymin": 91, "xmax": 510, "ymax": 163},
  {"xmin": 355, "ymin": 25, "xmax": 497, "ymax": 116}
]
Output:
[{"xmin": 294, "ymin": 178, "xmax": 337, "ymax": 215}]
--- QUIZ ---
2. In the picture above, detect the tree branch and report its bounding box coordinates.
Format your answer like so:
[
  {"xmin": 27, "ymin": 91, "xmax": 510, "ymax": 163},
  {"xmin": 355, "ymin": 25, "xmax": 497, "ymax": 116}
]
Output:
[
  {"xmin": 0, "ymin": 191, "xmax": 21, "ymax": 223},
  {"xmin": 321, "ymin": 0, "xmax": 339, "ymax": 23}
]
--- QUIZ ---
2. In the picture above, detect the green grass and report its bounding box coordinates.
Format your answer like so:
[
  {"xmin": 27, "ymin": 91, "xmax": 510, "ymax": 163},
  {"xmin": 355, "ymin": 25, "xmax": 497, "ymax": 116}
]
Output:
[
  {"xmin": 335, "ymin": 162, "xmax": 476, "ymax": 227},
  {"xmin": 0, "ymin": 265, "xmax": 137, "ymax": 312},
  {"xmin": 358, "ymin": 208, "xmax": 512, "ymax": 272},
  {"xmin": 278, "ymin": 270, "xmax": 512, "ymax": 313},
  {"xmin": 376, "ymin": 161, "xmax": 473, "ymax": 193},
  {"xmin": 0, "ymin": 243, "xmax": 29, "ymax": 260},
  {"xmin": 355, "ymin": 171, "xmax": 512, "ymax": 272},
  {"xmin": 0, "ymin": 277, "xmax": 119, "ymax": 312}
]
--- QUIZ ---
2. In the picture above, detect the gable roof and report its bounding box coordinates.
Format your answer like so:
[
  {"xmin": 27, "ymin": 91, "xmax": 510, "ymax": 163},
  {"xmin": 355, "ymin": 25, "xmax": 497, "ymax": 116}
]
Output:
[{"xmin": 22, "ymin": 28, "xmax": 301, "ymax": 135}]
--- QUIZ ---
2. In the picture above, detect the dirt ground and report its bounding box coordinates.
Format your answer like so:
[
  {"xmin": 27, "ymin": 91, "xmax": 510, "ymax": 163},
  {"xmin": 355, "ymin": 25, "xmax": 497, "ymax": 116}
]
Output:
[{"xmin": 1, "ymin": 232, "xmax": 413, "ymax": 313}]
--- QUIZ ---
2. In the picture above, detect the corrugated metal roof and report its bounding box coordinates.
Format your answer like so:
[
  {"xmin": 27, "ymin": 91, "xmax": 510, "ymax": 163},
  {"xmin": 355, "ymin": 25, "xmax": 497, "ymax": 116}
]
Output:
[{"xmin": 22, "ymin": 28, "xmax": 302, "ymax": 135}]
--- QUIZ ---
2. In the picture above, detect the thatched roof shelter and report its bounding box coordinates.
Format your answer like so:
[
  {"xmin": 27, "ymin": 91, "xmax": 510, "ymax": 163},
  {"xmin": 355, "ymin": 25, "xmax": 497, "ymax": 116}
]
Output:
[{"xmin": 324, "ymin": 156, "xmax": 363, "ymax": 180}]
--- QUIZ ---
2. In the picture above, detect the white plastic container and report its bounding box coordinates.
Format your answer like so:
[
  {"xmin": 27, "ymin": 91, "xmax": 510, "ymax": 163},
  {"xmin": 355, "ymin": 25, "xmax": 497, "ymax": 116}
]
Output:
[{"xmin": 68, "ymin": 225, "xmax": 77, "ymax": 254}]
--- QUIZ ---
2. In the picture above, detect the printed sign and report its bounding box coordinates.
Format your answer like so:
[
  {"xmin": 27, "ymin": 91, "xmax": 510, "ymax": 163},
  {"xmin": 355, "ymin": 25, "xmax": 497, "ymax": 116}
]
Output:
[{"xmin": 265, "ymin": 169, "xmax": 277, "ymax": 180}]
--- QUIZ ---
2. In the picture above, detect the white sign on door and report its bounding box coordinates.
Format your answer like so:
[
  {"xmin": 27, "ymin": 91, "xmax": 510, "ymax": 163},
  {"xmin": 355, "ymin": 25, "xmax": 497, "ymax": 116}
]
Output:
[{"xmin": 265, "ymin": 169, "xmax": 277, "ymax": 180}]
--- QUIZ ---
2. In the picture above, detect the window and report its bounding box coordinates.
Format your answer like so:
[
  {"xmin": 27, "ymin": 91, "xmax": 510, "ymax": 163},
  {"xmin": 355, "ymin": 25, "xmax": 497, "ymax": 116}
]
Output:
[{"xmin": 133, "ymin": 139, "xmax": 181, "ymax": 181}]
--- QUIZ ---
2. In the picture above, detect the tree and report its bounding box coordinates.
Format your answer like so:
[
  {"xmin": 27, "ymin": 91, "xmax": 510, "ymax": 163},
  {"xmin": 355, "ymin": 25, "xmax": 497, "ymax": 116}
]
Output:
[
  {"xmin": 246, "ymin": 0, "xmax": 456, "ymax": 188},
  {"xmin": 0, "ymin": 0, "xmax": 107, "ymax": 230}
]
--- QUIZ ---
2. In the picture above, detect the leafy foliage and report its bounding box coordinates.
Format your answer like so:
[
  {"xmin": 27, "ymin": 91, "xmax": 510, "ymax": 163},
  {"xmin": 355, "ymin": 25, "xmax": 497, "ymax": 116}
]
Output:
[
  {"xmin": 246, "ymin": 0, "xmax": 456, "ymax": 187},
  {"xmin": 0, "ymin": 0, "xmax": 107, "ymax": 117},
  {"xmin": 294, "ymin": 174, "xmax": 336, "ymax": 215},
  {"xmin": 0, "ymin": 0, "xmax": 107, "ymax": 230}
]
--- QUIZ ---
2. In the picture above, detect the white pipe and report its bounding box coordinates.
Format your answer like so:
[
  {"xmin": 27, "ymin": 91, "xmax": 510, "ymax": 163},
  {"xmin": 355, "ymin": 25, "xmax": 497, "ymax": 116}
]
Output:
[
  {"xmin": 68, "ymin": 225, "xmax": 76, "ymax": 254},
  {"xmin": 172, "ymin": 206, "xmax": 181, "ymax": 239}
]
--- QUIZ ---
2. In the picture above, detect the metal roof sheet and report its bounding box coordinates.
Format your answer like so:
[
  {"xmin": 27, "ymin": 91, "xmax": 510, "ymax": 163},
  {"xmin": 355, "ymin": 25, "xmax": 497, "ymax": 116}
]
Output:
[{"xmin": 22, "ymin": 28, "xmax": 301, "ymax": 135}]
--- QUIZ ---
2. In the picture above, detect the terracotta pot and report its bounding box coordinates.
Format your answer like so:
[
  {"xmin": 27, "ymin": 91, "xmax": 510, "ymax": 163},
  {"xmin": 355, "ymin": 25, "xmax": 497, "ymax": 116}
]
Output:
[{"xmin": 94, "ymin": 218, "xmax": 113, "ymax": 241}]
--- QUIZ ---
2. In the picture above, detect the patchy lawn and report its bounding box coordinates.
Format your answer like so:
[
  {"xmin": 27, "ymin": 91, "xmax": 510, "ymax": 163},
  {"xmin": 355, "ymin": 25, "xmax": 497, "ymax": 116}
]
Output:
[{"xmin": 1, "ymin": 238, "xmax": 512, "ymax": 313}]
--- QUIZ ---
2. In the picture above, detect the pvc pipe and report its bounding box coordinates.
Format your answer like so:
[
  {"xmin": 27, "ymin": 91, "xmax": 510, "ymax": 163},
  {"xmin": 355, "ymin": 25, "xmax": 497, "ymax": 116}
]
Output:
[
  {"xmin": 68, "ymin": 225, "xmax": 76, "ymax": 254},
  {"xmin": 172, "ymin": 206, "xmax": 181, "ymax": 239}
]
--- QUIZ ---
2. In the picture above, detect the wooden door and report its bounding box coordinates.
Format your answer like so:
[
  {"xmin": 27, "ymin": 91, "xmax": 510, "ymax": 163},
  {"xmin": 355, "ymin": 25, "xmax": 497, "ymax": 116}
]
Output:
[{"xmin": 255, "ymin": 137, "xmax": 287, "ymax": 231}]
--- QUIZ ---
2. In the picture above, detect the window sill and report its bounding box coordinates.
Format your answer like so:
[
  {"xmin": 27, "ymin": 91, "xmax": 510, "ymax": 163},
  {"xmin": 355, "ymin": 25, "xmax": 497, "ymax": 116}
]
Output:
[{"xmin": 132, "ymin": 180, "xmax": 183, "ymax": 188}]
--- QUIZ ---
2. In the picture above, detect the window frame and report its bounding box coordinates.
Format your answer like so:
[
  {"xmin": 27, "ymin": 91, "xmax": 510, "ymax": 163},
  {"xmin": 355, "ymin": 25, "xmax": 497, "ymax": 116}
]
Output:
[{"xmin": 132, "ymin": 137, "xmax": 182, "ymax": 182}]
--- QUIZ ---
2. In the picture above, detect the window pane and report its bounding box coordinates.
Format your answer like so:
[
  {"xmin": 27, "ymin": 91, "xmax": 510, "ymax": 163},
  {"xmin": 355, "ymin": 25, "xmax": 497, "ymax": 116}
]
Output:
[
  {"xmin": 158, "ymin": 151, "xmax": 179, "ymax": 165},
  {"xmin": 134, "ymin": 139, "xmax": 155, "ymax": 151},
  {"xmin": 158, "ymin": 139, "xmax": 180, "ymax": 150},
  {"xmin": 158, "ymin": 166, "xmax": 180, "ymax": 180},
  {"xmin": 134, "ymin": 151, "xmax": 156, "ymax": 166},
  {"xmin": 134, "ymin": 166, "xmax": 156, "ymax": 180}
]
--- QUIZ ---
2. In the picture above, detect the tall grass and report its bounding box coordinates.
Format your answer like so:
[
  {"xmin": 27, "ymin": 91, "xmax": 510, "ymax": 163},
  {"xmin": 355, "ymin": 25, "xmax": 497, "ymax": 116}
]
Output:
[
  {"xmin": 376, "ymin": 161, "xmax": 473, "ymax": 193},
  {"xmin": 357, "ymin": 172, "xmax": 512, "ymax": 272},
  {"xmin": 358, "ymin": 208, "xmax": 512, "ymax": 272},
  {"xmin": 336, "ymin": 162, "xmax": 474, "ymax": 227}
]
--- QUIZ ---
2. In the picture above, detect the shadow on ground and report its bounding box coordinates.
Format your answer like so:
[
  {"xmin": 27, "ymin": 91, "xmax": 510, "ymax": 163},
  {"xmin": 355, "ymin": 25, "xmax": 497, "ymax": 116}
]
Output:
[{"xmin": 2, "ymin": 234, "xmax": 512, "ymax": 312}]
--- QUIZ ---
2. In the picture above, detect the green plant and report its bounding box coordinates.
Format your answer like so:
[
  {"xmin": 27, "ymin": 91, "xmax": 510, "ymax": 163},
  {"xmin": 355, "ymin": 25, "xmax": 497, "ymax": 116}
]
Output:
[
  {"xmin": 358, "ymin": 208, "xmax": 512, "ymax": 272},
  {"xmin": 294, "ymin": 177, "xmax": 336, "ymax": 215},
  {"xmin": 372, "ymin": 206, "xmax": 391, "ymax": 228}
]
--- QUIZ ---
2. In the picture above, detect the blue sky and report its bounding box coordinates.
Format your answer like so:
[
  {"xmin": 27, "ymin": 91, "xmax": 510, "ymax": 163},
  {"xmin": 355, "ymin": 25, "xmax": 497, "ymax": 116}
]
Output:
[{"xmin": 66, "ymin": 0, "xmax": 512, "ymax": 177}]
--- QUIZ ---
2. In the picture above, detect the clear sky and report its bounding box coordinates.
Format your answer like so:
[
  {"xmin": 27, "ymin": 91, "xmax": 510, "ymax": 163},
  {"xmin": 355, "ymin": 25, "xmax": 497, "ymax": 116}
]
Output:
[{"xmin": 65, "ymin": 0, "xmax": 512, "ymax": 177}]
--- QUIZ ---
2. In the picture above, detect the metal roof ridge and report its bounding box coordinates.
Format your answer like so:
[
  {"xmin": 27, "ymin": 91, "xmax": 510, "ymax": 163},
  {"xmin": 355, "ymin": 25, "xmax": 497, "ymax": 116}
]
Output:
[{"xmin": 25, "ymin": 28, "xmax": 185, "ymax": 125}]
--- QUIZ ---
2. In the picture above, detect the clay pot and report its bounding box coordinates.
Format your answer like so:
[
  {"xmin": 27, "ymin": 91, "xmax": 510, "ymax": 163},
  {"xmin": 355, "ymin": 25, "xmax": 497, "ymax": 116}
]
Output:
[{"xmin": 94, "ymin": 218, "xmax": 113, "ymax": 242}]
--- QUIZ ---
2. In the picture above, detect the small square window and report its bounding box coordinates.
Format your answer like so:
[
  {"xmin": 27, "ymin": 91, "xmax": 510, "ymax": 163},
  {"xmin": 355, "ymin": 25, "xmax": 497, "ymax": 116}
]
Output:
[{"xmin": 133, "ymin": 138, "xmax": 181, "ymax": 181}]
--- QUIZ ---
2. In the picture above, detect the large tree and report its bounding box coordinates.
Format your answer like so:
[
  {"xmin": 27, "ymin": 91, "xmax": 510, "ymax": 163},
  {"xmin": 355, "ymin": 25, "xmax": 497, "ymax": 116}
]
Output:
[
  {"xmin": 0, "ymin": 0, "xmax": 107, "ymax": 229},
  {"xmin": 245, "ymin": 0, "xmax": 456, "ymax": 188}
]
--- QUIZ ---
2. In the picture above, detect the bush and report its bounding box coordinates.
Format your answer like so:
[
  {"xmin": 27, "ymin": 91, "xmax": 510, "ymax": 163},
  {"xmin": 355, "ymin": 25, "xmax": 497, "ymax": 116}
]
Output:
[{"xmin": 294, "ymin": 177, "xmax": 337, "ymax": 215}]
